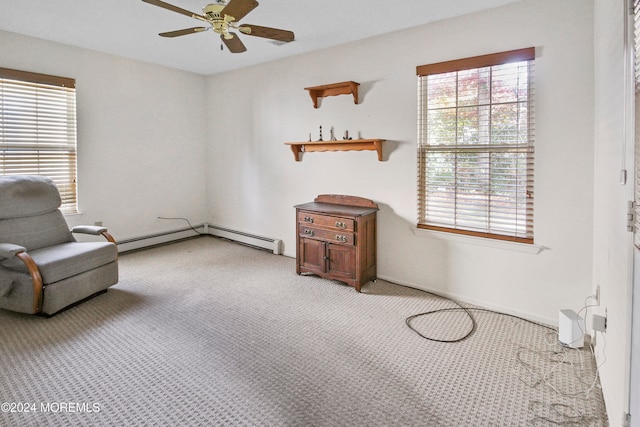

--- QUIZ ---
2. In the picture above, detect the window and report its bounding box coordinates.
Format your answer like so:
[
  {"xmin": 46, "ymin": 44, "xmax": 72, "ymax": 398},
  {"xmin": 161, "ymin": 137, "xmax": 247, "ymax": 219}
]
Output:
[
  {"xmin": 0, "ymin": 67, "xmax": 77, "ymax": 214},
  {"xmin": 417, "ymin": 48, "xmax": 535, "ymax": 243}
]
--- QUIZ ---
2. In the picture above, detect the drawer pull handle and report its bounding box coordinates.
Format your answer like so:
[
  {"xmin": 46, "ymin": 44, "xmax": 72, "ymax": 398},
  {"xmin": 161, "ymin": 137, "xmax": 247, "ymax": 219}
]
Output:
[
  {"xmin": 335, "ymin": 235, "xmax": 348, "ymax": 242},
  {"xmin": 335, "ymin": 221, "xmax": 347, "ymax": 228},
  {"xmin": 304, "ymin": 229, "xmax": 315, "ymax": 236},
  {"xmin": 304, "ymin": 216, "xmax": 314, "ymax": 223}
]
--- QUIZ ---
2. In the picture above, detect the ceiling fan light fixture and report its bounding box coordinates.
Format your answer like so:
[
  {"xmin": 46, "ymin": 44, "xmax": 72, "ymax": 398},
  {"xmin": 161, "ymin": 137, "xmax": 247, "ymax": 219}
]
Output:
[
  {"xmin": 142, "ymin": 0, "xmax": 294, "ymax": 54},
  {"xmin": 202, "ymin": 3, "xmax": 225, "ymax": 19}
]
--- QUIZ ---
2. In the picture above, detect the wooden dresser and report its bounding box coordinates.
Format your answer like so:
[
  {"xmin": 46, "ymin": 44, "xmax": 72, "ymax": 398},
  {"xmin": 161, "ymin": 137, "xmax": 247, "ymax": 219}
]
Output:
[{"xmin": 294, "ymin": 195, "xmax": 378, "ymax": 292}]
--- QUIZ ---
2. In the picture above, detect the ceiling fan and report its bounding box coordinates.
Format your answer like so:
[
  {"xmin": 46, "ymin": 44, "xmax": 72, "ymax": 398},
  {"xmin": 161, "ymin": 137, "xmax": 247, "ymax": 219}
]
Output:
[{"xmin": 141, "ymin": 0, "xmax": 295, "ymax": 53}]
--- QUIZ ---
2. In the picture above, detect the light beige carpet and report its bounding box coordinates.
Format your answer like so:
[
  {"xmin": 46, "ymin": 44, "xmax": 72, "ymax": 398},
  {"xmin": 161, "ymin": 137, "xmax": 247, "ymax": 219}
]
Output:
[{"xmin": 0, "ymin": 237, "xmax": 608, "ymax": 426}]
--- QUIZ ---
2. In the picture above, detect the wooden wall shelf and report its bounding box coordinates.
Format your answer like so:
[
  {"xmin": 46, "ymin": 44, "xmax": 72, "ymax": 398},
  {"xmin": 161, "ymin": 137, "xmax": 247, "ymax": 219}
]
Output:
[
  {"xmin": 304, "ymin": 81, "xmax": 359, "ymax": 108},
  {"xmin": 285, "ymin": 139, "xmax": 385, "ymax": 161}
]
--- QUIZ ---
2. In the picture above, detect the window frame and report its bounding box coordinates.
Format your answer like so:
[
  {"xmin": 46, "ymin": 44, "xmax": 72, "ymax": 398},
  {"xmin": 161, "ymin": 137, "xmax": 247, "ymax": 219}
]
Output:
[
  {"xmin": 416, "ymin": 48, "xmax": 535, "ymax": 244},
  {"xmin": 0, "ymin": 67, "xmax": 78, "ymax": 214}
]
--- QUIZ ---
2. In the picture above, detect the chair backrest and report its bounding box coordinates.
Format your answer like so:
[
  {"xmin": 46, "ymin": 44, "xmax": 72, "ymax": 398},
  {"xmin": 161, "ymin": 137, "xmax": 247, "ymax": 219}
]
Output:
[{"xmin": 0, "ymin": 175, "xmax": 73, "ymax": 251}]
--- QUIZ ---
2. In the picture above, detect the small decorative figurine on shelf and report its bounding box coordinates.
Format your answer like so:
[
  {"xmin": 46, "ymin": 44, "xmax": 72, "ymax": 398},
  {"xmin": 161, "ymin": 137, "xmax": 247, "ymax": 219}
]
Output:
[
  {"xmin": 343, "ymin": 130, "xmax": 352, "ymax": 140},
  {"xmin": 308, "ymin": 132, "xmax": 312, "ymax": 142},
  {"xmin": 330, "ymin": 127, "xmax": 337, "ymax": 141},
  {"xmin": 318, "ymin": 125, "xmax": 323, "ymax": 141}
]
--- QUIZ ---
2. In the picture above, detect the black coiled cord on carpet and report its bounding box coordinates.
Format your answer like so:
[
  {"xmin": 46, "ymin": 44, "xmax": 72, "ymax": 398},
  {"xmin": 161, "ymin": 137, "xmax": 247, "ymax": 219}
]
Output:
[{"xmin": 403, "ymin": 286, "xmax": 556, "ymax": 343}]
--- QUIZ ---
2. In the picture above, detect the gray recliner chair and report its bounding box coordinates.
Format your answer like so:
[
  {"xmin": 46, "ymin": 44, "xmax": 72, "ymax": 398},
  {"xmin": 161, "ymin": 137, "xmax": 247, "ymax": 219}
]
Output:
[{"xmin": 0, "ymin": 175, "xmax": 118, "ymax": 316}]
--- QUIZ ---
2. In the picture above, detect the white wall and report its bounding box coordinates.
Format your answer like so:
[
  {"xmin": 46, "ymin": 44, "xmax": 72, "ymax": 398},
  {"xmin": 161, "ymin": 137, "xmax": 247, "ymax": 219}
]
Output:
[
  {"xmin": 593, "ymin": 0, "xmax": 635, "ymax": 424},
  {"xmin": 205, "ymin": 0, "xmax": 595, "ymax": 326},
  {"xmin": 0, "ymin": 30, "xmax": 210, "ymax": 240}
]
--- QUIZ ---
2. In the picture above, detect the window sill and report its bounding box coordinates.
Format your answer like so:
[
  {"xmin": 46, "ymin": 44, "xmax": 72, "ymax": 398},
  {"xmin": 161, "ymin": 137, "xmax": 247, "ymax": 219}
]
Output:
[{"xmin": 411, "ymin": 227, "xmax": 546, "ymax": 254}]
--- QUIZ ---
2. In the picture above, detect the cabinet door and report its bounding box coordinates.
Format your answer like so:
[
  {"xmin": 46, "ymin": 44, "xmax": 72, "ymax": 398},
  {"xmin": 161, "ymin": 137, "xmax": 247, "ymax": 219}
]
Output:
[
  {"xmin": 326, "ymin": 243, "xmax": 355, "ymax": 280},
  {"xmin": 299, "ymin": 237, "xmax": 325, "ymax": 274}
]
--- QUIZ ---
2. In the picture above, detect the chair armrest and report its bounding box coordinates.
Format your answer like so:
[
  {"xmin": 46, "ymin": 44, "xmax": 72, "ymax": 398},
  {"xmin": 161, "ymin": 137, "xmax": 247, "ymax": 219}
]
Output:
[
  {"xmin": 0, "ymin": 244, "xmax": 43, "ymax": 314},
  {"xmin": 72, "ymin": 225, "xmax": 107, "ymax": 235},
  {"xmin": 72, "ymin": 226, "xmax": 116, "ymax": 244},
  {"xmin": 0, "ymin": 243, "xmax": 27, "ymax": 260}
]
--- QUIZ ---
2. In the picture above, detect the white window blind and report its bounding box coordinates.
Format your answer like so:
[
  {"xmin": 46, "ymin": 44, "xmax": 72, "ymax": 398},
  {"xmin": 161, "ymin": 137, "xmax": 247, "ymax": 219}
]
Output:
[
  {"xmin": 0, "ymin": 67, "xmax": 77, "ymax": 214},
  {"xmin": 417, "ymin": 48, "xmax": 535, "ymax": 243}
]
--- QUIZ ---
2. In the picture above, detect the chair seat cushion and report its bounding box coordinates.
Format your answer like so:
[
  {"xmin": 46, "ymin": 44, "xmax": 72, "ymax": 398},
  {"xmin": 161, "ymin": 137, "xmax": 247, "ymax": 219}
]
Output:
[{"xmin": 0, "ymin": 242, "xmax": 117, "ymax": 284}]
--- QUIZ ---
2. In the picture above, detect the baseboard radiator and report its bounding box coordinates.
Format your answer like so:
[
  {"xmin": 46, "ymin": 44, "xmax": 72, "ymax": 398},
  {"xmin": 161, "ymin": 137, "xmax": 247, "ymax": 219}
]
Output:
[
  {"xmin": 205, "ymin": 224, "xmax": 282, "ymax": 255},
  {"xmin": 117, "ymin": 223, "xmax": 282, "ymax": 255},
  {"xmin": 116, "ymin": 224, "xmax": 207, "ymax": 253}
]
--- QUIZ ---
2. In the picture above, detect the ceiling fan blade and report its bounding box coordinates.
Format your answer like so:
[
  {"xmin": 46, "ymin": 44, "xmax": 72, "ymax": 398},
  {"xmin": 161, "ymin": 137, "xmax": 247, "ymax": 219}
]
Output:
[
  {"xmin": 159, "ymin": 27, "xmax": 209, "ymax": 37},
  {"xmin": 220, "ymin": 33, "xmax": 247, "ymax": 53},
  {"xmin": 142, "ymin": 0, "xmax": 205, "ymax": 21},
  {"xmin": 220, "ymin": 0, "xmax": 259, "ymax": 22},
  {"xmin": 238, "ymin": 24, "xmax": 294, "ymax": 42}
]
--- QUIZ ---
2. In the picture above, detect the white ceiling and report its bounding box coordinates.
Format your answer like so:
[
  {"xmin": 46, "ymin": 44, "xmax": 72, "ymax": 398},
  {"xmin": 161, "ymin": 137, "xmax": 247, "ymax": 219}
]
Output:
[{"xmin": 0, "ymin": 0, "xmax": 523, "ymax": 75}]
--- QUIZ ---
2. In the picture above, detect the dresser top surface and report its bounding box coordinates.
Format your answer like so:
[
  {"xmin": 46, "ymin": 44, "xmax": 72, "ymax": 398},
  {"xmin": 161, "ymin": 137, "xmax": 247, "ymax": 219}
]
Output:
[{"xmin": 294, "ymin": 202, "xmax": 378, "ymax": 217}]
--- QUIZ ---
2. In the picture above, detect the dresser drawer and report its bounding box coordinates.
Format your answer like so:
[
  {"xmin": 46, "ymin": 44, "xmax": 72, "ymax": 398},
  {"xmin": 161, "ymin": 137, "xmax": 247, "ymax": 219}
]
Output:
[
  {"xmin": 298, "ymin": 212, "xmax": 354, "ymax": 231},
  {"xmin": 299, "ymin": 226, "xmax": 355, "ymax": 245}
]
